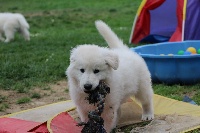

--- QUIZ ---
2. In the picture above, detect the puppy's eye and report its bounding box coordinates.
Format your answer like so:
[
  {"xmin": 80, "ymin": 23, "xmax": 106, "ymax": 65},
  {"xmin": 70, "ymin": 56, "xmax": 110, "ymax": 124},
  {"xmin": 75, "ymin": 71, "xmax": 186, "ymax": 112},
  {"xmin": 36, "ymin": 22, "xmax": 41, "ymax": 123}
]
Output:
[
  {"xmin": 94, "ymin": 69, "xmax": 100, "ymax": 74},
  {"xmin": 80, "ymin": 69, "xmax": 85, "ymax": 73}
]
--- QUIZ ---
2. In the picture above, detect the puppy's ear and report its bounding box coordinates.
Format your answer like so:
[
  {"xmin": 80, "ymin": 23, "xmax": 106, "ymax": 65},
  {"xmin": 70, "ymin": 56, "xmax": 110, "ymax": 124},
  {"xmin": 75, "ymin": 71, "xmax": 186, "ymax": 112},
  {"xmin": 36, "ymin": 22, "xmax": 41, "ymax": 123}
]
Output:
[
  {"xmin": 70, "ymin": 56, "xmax": 75, "ymax": 63},
  {"xmin": 69, "ymin": 48, "xmax": 76, "ymax": 63},
  {"xmin": 105, "ymin": 52, "xmax": 119, "ymax": 70}
]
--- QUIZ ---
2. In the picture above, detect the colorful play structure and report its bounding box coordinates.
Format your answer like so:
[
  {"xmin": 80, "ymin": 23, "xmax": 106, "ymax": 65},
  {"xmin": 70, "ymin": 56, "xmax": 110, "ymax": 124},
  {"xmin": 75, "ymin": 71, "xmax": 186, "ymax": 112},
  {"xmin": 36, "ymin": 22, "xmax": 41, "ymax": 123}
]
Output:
[
  {"xmin": 129, "ymin": 0, "xmax": 200, "ymax": 44},
  {"xmin": 129, "ymin": 0, "xmax": 200, "ymax": 84}
]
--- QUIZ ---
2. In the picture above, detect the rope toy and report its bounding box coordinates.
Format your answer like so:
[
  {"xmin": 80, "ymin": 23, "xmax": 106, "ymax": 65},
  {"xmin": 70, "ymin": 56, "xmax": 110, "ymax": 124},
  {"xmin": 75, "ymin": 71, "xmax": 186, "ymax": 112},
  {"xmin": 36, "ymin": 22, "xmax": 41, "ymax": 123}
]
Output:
[{"xmin": 77, "ymin": 81, "xmax": 110, "ymax": 133}]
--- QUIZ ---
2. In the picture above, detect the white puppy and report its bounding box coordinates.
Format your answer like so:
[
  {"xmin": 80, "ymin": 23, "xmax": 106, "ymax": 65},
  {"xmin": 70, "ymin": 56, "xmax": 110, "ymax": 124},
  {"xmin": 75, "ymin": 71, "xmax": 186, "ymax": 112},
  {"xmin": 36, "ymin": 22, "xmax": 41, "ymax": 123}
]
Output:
[
  {"xmin": 0, "ymin": 13, "xmax": 30, "ymax": 43},
  {"xmin": 66, "ymin": 20, "xmax": 154, "ymax": 132}
]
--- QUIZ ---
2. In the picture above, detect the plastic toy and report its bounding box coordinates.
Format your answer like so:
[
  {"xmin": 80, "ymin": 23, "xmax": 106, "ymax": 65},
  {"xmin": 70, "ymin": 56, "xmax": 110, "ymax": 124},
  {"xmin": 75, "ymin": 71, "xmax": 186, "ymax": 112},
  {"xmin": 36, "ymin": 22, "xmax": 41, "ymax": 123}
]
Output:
[
  {"xmin": 178, "ymin": 50, "xmax": 184, "ymax": 55},
  {"xmin": 186, "ymin": 47, "xmax": 197, "ymax": 54},
  {"xmin": 197, "ymin": 49, "xmax": 200, "ymax": 54}
]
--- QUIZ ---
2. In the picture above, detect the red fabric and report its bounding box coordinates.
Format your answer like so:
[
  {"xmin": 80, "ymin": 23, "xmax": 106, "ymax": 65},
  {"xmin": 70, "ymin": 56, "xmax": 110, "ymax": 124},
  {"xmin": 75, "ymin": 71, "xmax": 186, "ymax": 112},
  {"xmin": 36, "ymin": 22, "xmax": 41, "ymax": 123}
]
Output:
[
  {"xmin": 29, "ymin": 122, "xmax": 49, "ymax": 133},
  {"xmin": 0, "ymin": 117, "xmax": 43, "ymax": 133},
  {"xmin": 0, "ymin": 112, "xmax": 82, "ymax": 133},
  {"xmin": 169, "ymin": 0, "xmax": 184, "ymax": 42},
  {"xmin": 131, "ymin": 0, "xmax": 165, "ymax": 44},
  {"xmin": 50, "ymin": 112, "xmax": 82, "ymax": 133}
]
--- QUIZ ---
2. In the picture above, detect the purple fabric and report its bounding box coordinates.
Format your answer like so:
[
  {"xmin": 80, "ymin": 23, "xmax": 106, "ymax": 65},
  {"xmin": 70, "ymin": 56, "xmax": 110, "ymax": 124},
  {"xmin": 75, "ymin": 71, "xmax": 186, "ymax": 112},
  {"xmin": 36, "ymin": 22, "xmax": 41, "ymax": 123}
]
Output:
[
  {"xmin": 149, "ymin": 0, "xmax": 177, "ymax": 37},
  {"xmin": 184, "ymin": 0, "xmax": 200, "ymax": 40}
]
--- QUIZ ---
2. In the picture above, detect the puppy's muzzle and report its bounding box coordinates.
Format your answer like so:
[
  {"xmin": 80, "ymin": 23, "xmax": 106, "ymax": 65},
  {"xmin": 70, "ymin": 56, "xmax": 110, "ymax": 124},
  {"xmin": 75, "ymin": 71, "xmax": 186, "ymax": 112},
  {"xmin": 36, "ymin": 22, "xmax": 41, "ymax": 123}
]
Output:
[{"xmin": 84, "ymin": 84, "xmax": 93, "ymax": 93}]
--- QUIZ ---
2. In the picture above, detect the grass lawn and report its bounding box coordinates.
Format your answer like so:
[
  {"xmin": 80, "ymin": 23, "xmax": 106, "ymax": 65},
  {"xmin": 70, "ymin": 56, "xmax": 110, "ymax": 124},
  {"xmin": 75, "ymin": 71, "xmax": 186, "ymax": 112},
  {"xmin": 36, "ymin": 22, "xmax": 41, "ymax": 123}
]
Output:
[
  {"xmin": 0, "ymin": 0, "xmax": 139, "ymax": 92},
  {"xmin": 0, "ymin": 0, "xmax": 200, "ymax": 132}
]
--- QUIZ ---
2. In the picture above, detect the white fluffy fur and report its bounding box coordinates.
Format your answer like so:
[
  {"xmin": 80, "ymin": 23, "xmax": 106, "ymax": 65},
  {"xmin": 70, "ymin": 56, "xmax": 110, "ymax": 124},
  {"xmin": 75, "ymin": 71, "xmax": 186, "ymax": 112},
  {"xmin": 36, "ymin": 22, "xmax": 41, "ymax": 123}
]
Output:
[
  {"xmin": 66, "ymin": 20, "xmax": 154, "ymax": 132},
  {"xmin": 0, "ymin": 13, "xmax": 30, "ymax": 42}
]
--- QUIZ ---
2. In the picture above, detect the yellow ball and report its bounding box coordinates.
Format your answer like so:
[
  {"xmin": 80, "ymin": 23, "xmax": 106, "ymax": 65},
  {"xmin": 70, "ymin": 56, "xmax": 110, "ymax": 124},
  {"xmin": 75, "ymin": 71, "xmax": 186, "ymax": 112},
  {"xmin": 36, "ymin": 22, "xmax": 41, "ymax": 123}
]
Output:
[{"xmin": 187, "ymin": 47, "xmax": 197, "ymax": 54}]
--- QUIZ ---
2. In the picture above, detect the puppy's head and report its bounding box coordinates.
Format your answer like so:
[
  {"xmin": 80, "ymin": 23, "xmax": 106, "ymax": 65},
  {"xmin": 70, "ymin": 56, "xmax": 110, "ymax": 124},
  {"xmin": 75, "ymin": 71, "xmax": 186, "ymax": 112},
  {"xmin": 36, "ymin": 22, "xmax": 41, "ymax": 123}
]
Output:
[{"xmin": 67, "ymin": 45, "xmax": 118, "ymax": 93}]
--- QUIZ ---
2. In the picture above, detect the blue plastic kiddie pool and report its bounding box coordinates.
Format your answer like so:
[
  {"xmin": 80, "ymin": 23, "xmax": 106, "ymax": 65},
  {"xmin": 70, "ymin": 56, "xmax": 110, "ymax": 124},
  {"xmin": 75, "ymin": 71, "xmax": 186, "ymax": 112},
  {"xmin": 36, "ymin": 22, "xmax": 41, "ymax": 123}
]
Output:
[{"xmin": 131, "ymin": 41, "xmax": 200, "ymax": 84}]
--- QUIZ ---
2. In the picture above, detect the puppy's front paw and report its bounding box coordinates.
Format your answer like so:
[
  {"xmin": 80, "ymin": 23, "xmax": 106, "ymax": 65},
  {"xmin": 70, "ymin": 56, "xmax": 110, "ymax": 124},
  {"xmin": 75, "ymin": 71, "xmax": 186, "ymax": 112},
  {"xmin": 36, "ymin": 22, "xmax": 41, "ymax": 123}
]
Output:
[
  {"xmin": 4, "ymin": 39, "xmax": 10, "ymax": 43},
  {"xmin": 141, "ymin": 113, "xmax": 154, "ymax": 121}
]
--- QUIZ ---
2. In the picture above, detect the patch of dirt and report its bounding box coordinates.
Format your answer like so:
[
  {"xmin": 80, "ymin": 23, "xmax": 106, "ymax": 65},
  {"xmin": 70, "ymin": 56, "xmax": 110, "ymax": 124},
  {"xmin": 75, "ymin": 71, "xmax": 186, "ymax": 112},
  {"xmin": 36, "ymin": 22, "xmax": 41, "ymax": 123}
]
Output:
[
  {"xmin": 130, "ymin": 114, "xmax": 200, "ymax": 133},
  {"xmin": 0, "ymin": 80, "xmax": 70, "ymax": 116},
  {"xmin": 25, "ymin": 9, "xmax": 68, "ymax": 17}
]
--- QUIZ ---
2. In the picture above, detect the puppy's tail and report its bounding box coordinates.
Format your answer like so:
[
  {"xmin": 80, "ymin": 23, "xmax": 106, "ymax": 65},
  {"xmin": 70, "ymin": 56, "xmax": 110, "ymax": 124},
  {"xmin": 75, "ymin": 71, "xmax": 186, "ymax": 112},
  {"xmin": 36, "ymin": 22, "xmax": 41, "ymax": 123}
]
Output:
[
  {"xmin": 95, "ymin": 20, "xmax": 127, "ymax": 49},
  {"xmin": 16, "ymin": 14, "xmax": 30, "ymax": 41},
  {"xmin": 16, "ymin": 14, "xmax": 29, "ymax": 29}
]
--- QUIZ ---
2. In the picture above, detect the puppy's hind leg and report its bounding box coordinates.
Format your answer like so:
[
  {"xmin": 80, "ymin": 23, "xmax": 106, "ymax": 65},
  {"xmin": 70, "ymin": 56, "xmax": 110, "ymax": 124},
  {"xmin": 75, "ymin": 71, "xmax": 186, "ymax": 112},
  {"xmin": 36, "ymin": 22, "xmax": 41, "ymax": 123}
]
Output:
[
  {"xmin": 135, "ymin": 81, "xmax": 154, "ymax": 121},
  {"xmin": 0, "ymin": 32, "xmax": 5, "ymax": 42},
  {"xmin": 4, "ymin": 25, "xmax": 15, "ymax": 43}
]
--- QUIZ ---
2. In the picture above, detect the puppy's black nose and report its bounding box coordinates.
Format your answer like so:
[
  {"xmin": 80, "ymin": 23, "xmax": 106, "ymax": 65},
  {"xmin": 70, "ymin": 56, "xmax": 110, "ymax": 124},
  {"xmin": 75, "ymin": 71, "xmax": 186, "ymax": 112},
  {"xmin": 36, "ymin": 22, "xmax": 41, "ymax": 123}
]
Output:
[{"xmin": 84, "ymin": 84, "xmax": 92, "ymax": 90}]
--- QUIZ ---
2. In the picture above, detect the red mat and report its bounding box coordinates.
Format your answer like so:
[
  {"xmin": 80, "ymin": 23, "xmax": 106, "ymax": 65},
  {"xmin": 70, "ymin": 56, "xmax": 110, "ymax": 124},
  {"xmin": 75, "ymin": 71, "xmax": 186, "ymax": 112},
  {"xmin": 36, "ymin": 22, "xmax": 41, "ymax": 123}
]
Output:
[
  {"xmin": 0, "ymin": 112, "xmax": 82, "ymax": 133},
  {"xmin": 49, "ymin": 112, "xmax": 82, "ymax": 133},
  {"xmin": 0, "ymin": 117, "xmax": 46, "ymax": 133}
]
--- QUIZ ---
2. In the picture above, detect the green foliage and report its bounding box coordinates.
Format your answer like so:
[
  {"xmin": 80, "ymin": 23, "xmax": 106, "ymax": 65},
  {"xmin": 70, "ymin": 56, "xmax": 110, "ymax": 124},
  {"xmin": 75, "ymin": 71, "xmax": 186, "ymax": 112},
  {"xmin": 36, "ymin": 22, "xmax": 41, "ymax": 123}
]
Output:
[
  {"xmin": 31, "ymin": 93, "xmax": 41, "ymax": 99},
  {"xmin": 42, "ymin": 86, "xmax": 51, "ymax": 90},
  {"xmin": 0, "ymin": 103, "xmax": 9, "ymax": 111},
  {"xmin": 0, "ymin": 96, "xmax": 9, "ymax": 111},
  {"xmin": 153, "ymin": 83, "xmax": 200, "ymax": 105},
  {"xmin": 17, "ymin": 97, "xmax": 31, "ymax": 104},
  {"xmin": 0, "ymin": 96, "xmax": 6, "ymax": 103},
  {"xmin": 65, "ymin": 88, "xmax": 69, "ymax": 93}
]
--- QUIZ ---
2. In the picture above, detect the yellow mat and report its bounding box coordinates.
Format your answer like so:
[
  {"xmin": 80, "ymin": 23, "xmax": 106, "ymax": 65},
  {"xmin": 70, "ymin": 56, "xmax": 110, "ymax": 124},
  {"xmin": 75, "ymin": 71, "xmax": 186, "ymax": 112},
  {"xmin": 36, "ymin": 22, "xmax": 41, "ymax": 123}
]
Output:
[
  {"xmin": 130, "ymin": 94, "xmax": 200, "ymax": 132},
  {"xmin": 47, "ymin": 94, "xmax": 200, "ymax": 133},
  {"xmin": 1, "ymin": 94, "xmax": 200, "ymax": 132}
]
